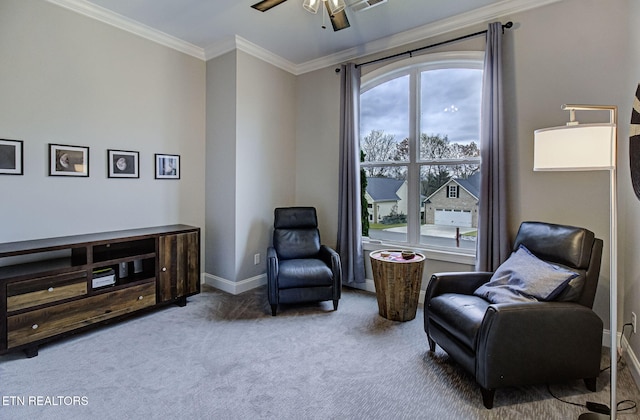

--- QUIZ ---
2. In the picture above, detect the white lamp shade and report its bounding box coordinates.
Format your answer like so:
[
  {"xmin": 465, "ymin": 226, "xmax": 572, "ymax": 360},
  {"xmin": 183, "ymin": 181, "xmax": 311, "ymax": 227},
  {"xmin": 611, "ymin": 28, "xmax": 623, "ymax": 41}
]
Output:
[
  {"xmin": 327, "ymin": 0, "xmax": 346, "ymax": 14},
  {"xmin": 303, "ymin": 0, "xmax": 321, "ymax": 14},
  {"xmin": 533, "ymin": 123, "xmax": 615, "ymax": 171}
]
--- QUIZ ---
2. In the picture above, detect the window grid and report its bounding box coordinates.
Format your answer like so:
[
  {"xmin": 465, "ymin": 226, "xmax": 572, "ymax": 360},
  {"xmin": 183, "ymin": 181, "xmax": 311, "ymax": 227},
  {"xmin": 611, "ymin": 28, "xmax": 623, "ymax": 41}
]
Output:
[{"xmin": 360, "ymin": 52, "xmax": 483, "ymax": 254}]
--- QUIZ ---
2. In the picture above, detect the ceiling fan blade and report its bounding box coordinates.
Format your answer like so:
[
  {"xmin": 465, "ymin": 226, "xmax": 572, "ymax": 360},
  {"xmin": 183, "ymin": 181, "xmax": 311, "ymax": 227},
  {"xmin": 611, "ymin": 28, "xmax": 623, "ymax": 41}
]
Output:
[
  {"xmin": 251, "ymin": 0, "xmax": 288, "ymax": 12},
  {"xmin": 325, "ymin": 3, "xmax": 350, "ymax": 31}
]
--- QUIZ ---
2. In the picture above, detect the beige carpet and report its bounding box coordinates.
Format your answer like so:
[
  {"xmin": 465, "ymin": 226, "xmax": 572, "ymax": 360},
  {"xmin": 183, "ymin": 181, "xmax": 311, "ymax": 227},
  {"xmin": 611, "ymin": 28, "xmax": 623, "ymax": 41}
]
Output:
[{"xmin": 1, "ymin": 285, "xmax": 638, "ymax": 419}]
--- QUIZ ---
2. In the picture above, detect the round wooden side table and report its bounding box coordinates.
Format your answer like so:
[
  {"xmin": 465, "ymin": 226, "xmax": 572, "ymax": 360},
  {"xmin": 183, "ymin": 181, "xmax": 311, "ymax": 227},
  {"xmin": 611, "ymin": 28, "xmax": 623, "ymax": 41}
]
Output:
[{"xmin": 369, "ymin": 250, "xmax": 425, "ymax": 322}]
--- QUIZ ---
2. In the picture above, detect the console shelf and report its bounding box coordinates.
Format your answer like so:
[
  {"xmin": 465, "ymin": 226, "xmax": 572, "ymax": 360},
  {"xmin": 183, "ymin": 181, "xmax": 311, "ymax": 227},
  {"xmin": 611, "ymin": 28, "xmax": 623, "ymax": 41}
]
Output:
[{"xmin": 0, "ymin": 225, "xmax": 200, "ymax": 358}]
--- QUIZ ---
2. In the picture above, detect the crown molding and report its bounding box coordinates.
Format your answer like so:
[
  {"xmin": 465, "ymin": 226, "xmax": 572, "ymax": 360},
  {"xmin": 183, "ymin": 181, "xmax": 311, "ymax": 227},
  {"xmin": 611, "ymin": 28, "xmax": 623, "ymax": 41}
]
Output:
[
  {"xmin": 295, "ymin": 0, "xmax": 562, "ymax": 74},
  {"xmin": 45, "ymin": 0, "xmax": 560, "ymax": 74},
  {"xmin": 205, "ymin": 36, "xmax": 298, "ymax": 75},
  {"xmin": 44, "ymin": 0, "xmax": 206, "ymax": 60}
]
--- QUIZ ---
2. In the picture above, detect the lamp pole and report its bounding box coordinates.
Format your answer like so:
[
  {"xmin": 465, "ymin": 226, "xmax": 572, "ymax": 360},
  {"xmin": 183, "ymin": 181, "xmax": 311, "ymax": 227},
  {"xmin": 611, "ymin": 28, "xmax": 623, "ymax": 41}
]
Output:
[{"xmin": 561, "ymin": 105, "xmax": 617, "ymax": 420}]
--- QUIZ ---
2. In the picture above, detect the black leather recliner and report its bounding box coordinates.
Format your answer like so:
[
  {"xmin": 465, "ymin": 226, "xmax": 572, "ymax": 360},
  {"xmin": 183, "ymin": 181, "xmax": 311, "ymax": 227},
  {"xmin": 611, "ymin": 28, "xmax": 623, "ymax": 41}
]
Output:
[
  {"xmin": 267, "ymin": 207, "xmax": 342, "ymax": 316},
  {"xmin": 424, "ymin": 221, "xmax": 604, "ymax": 408}
]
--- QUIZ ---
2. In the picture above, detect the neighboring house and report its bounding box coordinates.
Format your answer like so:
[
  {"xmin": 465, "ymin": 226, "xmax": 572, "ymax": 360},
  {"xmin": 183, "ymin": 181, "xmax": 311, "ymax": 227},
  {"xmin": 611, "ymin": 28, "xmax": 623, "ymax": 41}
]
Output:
[
  {"xmin": 364, "ymin": 177, "xmax": 408, "ymax": 223},
  {"xmin": 423, "ymin": 172, "xmax": 480, "ymax": 227}
]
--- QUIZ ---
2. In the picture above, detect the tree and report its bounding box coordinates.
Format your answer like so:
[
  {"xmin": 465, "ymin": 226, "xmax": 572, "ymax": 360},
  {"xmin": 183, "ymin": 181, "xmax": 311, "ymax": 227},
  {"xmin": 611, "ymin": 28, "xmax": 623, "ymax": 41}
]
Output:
[
  {"xmin": 360, "ymin": 150, "xmax": 369, "ymax": 236},
  {"xmin": 420, "ymin": 133, "xmax": 451, "ymax": 160},
  {"xmin": 360, "ymin": 130, "xmax": 479, "ymax": 210},
  {"xmin": 360, "ymin": 129, "xmax": 408, "ymax": 179},
  {"xmin": 421, "ymin": 168, "xmax": 451, "ymax": 197},
  {"xmin": 420, "ymin": 134, "xmax": 479, "ymax": 179},
  {"xmin": 361, "ymin": 129, "xmax": 398, "ymax": 163},
  {"xmin": 450, "ymin": 141, "xmax": 480, "ymax": 178}
]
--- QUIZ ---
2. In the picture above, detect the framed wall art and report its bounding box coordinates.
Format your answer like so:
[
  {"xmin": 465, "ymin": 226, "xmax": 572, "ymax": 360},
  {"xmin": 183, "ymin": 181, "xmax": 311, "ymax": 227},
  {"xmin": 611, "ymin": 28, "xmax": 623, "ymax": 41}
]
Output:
[
  {"xmin": 108, "ymin": 149, "xmax": 139, "ymax": 178},
  {"xmin": 155, "ymin": 153, "xmax": 180, "ymax": 179},
  {"xmin": 0, "ymin": 139, "xmax": 23, "ymax": 175},
  {"xmin": 49, "ymin": 144, "xmax": 89, "ymax": 177}
]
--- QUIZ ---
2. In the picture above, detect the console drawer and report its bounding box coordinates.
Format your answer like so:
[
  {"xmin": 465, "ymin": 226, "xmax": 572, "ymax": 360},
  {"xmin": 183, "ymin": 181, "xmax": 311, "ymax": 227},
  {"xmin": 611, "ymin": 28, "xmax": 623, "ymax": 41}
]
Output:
[
  {"xmin": 7, "ymin": 271, "xmax": 88, "ymax": 312},
  {"xmin": 7, "ymin": 281, "xmax": 156, "ymax": 349}
]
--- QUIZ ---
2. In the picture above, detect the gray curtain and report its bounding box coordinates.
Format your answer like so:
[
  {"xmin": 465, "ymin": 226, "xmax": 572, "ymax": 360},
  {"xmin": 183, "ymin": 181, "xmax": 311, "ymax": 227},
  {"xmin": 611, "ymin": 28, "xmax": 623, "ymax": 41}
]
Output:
[
  {"xmin": 337, "ymin": 63, "xmax": 365, "ymax": 284},
  {"xmin": 476, "ymin": 22, "xmax": 509, "ymax": 271}
]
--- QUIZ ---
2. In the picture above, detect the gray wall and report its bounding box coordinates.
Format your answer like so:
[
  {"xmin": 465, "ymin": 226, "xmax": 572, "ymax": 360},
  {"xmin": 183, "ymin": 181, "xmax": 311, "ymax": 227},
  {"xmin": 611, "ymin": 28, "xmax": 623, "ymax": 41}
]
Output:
[
  {"xmin": 204, "ymin": 49, "xmax": 297, "ymax": 291},
  {"xmin": 622, "ymin": 0, "xmax": 640, "ymax": 369},
  {"xmin": 205, "ymin": 51, "xmax": 237, "ymax": 281},
  {"xmin": 505, "ymin": 0, "xmax": 628, "ymax": 325},
  {"xmin": 0, "ymin": 0, "xmax": 205, "ymax": 242},
  {"xmin": 295, "ymin": 67, "xmax": 343, "ymax": 248}
]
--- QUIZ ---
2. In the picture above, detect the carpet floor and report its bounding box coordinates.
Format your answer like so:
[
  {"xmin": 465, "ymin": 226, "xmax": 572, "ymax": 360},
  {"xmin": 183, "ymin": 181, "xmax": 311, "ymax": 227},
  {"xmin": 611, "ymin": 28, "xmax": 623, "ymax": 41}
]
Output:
[{"xmin": 1, "ymin": 285, "xmax": 638, "ymax": 419}]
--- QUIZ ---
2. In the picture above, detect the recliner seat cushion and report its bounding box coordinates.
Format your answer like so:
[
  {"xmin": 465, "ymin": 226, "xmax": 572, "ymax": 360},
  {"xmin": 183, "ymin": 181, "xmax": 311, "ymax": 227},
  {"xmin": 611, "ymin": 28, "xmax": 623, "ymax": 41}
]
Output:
[
  {"xmin": 428, "ymin": 293, "xmax": 490, "ymax": 349},
  {"xmin": 278, "ymin": 259, "xmax": 333, "ymax": 289}
]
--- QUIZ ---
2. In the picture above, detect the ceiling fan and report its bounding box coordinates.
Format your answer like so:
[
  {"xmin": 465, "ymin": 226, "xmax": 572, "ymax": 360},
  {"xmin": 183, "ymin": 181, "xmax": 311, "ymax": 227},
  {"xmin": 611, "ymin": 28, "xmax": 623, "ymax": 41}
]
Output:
[{"xmin": 251, "ymin": 0, "xmax": 351, "ymax": 32}]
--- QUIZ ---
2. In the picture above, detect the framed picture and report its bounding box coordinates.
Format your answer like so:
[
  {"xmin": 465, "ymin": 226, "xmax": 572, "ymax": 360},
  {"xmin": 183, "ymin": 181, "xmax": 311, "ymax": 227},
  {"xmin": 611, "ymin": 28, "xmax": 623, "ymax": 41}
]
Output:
[
  {"xmin": 108, "ymin": 149, "xmax": 139, "ymax": 178},
  {"xmin": 155, "ymin": 153, "xmax": 180, "ymax": 179},
  {"xmin": 0, "ymin": 139, "xmax": 23, "ymax": 175},
  {"xmin": 49, "ymin": 144, "xmax": 89, "ymax": 177}
]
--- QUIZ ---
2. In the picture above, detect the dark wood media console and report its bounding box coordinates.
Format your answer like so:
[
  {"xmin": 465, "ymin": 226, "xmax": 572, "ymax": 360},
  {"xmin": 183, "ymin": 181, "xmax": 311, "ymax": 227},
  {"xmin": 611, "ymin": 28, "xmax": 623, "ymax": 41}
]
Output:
[{"xmin": 0, "ymin": 225, "xmax": 200, "ymax": 358}]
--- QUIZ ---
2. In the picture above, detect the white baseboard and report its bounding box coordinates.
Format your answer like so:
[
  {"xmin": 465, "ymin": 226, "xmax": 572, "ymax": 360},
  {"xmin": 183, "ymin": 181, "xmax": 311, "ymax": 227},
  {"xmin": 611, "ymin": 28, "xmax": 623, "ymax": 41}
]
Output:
[
  {"xmin": 203, "ymin": 273, "xmax": 267, "ymax": 295},
  {"xmin": 622, "ymin": 334, "xmax": 640, "ymax": 388}
]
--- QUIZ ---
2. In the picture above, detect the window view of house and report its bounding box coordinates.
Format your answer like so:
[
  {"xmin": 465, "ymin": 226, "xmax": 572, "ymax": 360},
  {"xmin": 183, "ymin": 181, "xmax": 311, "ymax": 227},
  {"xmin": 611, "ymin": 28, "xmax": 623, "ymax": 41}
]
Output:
[{"xmin": 360, "ymin": 58, "xmax": 482, "ymax": 254}]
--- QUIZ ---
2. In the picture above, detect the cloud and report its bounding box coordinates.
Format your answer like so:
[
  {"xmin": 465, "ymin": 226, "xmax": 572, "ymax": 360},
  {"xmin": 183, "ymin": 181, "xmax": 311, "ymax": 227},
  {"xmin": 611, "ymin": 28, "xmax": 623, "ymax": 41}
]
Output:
[{"xmin": 361, "ymin": 68, "xmax": 482, "ymax": 144}]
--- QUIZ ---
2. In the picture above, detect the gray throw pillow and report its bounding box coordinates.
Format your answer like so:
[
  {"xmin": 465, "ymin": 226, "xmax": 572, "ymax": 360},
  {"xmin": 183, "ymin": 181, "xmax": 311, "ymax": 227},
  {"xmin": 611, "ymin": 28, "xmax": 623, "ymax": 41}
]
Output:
[{"xmin": 474, "ymin": 245, "xmax": 579, "ymax": 304}]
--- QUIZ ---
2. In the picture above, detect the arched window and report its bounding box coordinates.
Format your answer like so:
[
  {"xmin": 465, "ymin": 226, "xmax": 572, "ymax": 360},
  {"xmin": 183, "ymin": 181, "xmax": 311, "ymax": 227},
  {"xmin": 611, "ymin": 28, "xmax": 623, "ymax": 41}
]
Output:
[{"xmin": 360, "ymin": 52, "xmax": 483, "ymax": 255}]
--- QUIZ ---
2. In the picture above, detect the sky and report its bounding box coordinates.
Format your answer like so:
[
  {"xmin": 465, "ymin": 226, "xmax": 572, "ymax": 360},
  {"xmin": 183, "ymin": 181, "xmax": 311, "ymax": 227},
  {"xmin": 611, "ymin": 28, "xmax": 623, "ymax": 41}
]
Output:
[{"xmin": 360, "ymin": 68, "xmax": 483, "ymax": 145}]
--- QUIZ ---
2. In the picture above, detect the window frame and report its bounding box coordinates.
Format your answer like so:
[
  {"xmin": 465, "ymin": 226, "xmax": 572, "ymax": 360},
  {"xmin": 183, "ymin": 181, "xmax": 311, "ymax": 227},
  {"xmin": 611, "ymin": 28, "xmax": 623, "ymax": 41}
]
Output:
[
  {"xmin": 360, "ymin": 51, "xmax": 484, "ymax": 259},
  {"xmin": 447, "ymin": 185, "xmax": 460, "ymax": 199}
]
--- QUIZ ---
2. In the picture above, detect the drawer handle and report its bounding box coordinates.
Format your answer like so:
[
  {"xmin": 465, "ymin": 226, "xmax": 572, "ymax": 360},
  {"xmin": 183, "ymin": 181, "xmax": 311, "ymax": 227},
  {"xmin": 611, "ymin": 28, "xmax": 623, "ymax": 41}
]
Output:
[
  {"xmin": 138, "ymin": 296, "xmax": 144, "ymax": 300},
  {"xmin": 48, "ymin": 287, "xmax": 54, "ymax": 292},
  {"xmin": 32, "ymin": 324, "xmax": 38, "ymax": 330},
  {"xmin": 161, "ymin": 267, "xmax": 167, "ymax": 272}
]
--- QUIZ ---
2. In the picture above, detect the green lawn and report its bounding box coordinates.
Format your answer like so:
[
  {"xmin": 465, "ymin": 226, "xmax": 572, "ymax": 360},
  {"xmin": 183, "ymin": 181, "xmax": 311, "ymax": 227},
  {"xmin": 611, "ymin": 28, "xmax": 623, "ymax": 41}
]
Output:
[{"xmin": 369, "ymin": 223, "xmax": 406, "ymax": 230}]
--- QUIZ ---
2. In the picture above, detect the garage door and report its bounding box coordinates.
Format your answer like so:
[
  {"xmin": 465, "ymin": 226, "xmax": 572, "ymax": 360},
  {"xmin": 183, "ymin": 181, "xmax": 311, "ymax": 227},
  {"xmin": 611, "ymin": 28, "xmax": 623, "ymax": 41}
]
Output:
[{"xmin": 435, "ymin": 209, "xmax": 472, "ymax": 227}]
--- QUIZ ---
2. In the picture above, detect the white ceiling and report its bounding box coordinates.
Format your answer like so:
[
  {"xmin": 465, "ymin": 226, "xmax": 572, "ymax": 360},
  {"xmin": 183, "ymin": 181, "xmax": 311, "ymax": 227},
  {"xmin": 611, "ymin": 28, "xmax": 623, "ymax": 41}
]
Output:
[{"xmin": 47, "ymin": 0, "xmax": 557, "ymax": 74}]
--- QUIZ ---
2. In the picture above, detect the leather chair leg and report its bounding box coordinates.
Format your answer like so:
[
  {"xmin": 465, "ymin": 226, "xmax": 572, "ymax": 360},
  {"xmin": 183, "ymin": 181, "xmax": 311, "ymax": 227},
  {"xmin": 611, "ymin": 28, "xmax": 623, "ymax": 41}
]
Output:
[
  {"xmin": 481, "ymin": 387, "xmax": 495, "ymax": 409},
  {"xmin": 333, "ymin": 300, "xmax": 339, "ymax": 311},
  {"xmin": 271, "ymin": 304, "xmax": 277, "ymax": 316},
  {"xmin": 427, "ymin": 336, "xmax": 436, "ymax": 352},
  {"xmin": 584, "ymin": 377, "xmax": 597, "ymax": 392}
]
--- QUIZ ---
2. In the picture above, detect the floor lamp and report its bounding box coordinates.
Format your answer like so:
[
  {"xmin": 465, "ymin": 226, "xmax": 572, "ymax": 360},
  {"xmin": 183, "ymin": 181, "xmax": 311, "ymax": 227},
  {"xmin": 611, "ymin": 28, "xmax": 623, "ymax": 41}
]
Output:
[{"xmin": 534, "ymin": 104, "xmax": 618, "ymax": 420}]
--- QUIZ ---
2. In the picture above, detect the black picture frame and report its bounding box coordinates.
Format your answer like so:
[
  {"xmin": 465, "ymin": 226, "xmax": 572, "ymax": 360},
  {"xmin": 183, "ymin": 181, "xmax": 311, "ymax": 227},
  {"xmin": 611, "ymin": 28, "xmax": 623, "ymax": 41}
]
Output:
[
  {"xmin": 108, "ymin": 149, "xmax": 140, "ymax": 178},
  {"xmin": 49, "ymin": 143, "xmax": 89, "ymax": 177},
  {"xmin": 155, "ymin": 153, "xmax": 180, "ymax": 179},
  {"xmin": 0, "ymin": 139, "xmax": 24, "ymax": 175}
]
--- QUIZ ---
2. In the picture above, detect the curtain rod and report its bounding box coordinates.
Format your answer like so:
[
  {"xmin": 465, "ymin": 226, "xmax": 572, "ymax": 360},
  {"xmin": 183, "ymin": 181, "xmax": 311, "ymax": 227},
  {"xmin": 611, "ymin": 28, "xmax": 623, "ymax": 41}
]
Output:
[{"xmin": 341, "ymin": 21, "xmax": 513, "ymax": 71}]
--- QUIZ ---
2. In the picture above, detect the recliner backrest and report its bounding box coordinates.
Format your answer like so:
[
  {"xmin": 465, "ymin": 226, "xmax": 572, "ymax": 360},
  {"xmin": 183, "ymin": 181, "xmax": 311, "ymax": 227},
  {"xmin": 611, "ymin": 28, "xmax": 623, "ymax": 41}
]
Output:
[
  {"xmin": 512, "ymin": 221, "xmax": 602, "ymax": 308},
  {"xmin": 273, "ymin": 207, "xmax": 321, "ymax": 260},
  {"xmin": 513, "ymin": 221, "xmax": 595, "ymax": 269}
]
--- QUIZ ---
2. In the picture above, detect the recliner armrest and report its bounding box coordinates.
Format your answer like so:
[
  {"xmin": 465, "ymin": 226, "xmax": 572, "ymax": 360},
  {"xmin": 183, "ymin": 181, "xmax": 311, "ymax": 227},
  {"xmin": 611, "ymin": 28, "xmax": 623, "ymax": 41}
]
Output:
[
  {"xmin": 426, "ymin": 272, "xmax": 494, "ymax": 301},
  {"xmin": 475, "ymin": 301, "xmax": 603, "ymax": 389},
  {"xmin": 267, "ymin": 247, "xmax": 279, "ymax": 303},
  {"xmin": 319, "ymin": 245, "xmax": 342, "ymax": 287},
  {"xmin": 267, "ymin": 247, "xmax": 278, "ymax": 264}
]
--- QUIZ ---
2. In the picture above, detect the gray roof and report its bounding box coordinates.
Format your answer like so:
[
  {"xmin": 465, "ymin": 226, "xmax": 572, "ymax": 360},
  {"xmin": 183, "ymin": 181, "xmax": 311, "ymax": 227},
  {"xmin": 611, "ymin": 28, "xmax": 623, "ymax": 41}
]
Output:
[
  {"xmin": 365, "ymin": 177, "xmax": 404, "ymax": 202},
  {"xmin": 423, "ymin": 172, "xmax": 481, "ymax": 203},
  {"xmin": 455, "ymin": 172, "xmax": 480, "ymax": 199}
]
